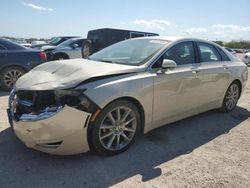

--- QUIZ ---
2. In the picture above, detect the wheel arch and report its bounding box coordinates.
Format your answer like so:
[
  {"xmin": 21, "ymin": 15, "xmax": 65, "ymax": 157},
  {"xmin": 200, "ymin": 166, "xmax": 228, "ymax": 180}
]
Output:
[
  {"xmin": 53, "ymin": 52, "xmax": 70, "ymax": 59},
  {"xmin": 88, "ymin": 96, "xmax": 146, "ymax": 135},
  {"xmin": 0, "ymin": 65, "xmax": 28, "ymax": 73}
]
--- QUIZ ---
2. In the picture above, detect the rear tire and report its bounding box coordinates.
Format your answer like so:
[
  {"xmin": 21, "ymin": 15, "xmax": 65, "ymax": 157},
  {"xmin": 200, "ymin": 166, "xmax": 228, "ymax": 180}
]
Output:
[
  {"xmin": 220, "ymin": 82, "xmax": 240, "ymax": 112},
  {"xmin": 0, "ymin": 67, "xmax": 26, "ymax": 91},
  {"xmin": 90, "ymin": 100, "xmax": 141, "ymax": 155}
]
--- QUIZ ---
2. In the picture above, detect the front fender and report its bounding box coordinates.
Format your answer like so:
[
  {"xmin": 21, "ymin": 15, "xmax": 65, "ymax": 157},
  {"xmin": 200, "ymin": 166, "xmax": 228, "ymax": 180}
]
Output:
[{"xmin": 78, "ymin": 72, "xmax": 155, "ymax": 133}]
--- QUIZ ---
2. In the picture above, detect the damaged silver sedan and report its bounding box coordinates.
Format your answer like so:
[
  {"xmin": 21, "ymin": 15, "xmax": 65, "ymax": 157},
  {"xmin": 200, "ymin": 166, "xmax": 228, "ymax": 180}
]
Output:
[{"xmin": 7, "ymin": 37, "xmax": 248, "ymax": 155}]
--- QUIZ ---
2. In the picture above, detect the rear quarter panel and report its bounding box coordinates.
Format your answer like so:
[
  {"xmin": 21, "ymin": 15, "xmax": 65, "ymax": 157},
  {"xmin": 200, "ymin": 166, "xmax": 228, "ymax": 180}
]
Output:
[
  {"xmin": 227, "ymin": 61, "xmax": 248, "ymax": 97},
  {"xmin": 0, "ymin": 50, "xmax": 46, "ymax": 71}
]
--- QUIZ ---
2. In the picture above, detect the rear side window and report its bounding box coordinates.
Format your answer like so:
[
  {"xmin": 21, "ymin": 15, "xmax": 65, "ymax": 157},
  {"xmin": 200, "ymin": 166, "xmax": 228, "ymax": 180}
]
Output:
[
  {"xmin": 216, "ymin": 47, "xmax": 231, "ymax": 61},
  {"xmin": 164, "ymin": 41, "xmax": 196, "ymax": 65},
  {"xmin": 198, "ymin": 42, "xmax": 221, "ymax": 62}
]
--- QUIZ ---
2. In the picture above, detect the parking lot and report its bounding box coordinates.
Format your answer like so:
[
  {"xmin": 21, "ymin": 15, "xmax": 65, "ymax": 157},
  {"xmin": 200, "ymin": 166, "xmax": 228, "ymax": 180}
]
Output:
[{"xmin": 0, "ymin": 66, "xmax": 249, "ymax": 188}]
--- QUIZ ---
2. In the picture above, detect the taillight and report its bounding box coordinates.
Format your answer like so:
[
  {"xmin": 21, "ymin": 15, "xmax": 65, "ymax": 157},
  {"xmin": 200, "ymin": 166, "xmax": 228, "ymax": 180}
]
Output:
[{"xmin": 39, "ymin": 51, "xmax": 47, "ymax": 60}]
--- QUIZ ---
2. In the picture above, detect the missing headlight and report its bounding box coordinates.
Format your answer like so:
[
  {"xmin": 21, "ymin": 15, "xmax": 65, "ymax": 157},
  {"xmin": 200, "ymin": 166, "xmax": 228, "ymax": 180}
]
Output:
[
  {"xmin": 11, "ymin": 89, "xmax": 98, "ymax": 122},
  {"xmin": 55, "ymin": 90, "xmax": 98, "ymax": 113}
]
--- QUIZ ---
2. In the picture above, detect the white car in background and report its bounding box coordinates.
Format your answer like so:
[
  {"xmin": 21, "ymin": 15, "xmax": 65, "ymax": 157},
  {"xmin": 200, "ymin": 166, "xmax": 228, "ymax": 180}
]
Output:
[
  {"xmin": 243, "ymin": 53, "xmax": 250, "ymax": 65},
  {"xmin": 48, "ymin": 38, "xmax": 85, "ymax": 60},
  {"xmin": 31, "ymin": 41, "xmax": 46, "ymax": 45}
]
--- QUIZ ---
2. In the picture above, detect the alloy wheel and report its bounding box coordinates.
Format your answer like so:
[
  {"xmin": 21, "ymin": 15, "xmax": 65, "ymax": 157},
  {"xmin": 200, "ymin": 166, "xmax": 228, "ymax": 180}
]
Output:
[
  {"xmin": 3, "ymin": 70, "xmax": 23, "ymax": 88},
  {"xmin": 225, "ymin": 83, "xmax": 239, "ymax": 110},
  {"xmin": 99, "ymin": 106, "xmax": 137, "ymax": 151}
]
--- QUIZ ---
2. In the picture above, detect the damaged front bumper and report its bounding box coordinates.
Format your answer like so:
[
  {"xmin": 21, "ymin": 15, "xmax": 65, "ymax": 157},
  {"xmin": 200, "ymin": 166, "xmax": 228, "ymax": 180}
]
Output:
[{"xmin": 7, "ymin": 89, "xmax": 95, "ymax": 155}]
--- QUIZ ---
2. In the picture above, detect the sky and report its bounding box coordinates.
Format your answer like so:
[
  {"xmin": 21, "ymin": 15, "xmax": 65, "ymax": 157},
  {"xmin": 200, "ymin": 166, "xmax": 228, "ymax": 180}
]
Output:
[{"xmin": 1, "ymin": 0, "xmax": 250, "ymax": 41}]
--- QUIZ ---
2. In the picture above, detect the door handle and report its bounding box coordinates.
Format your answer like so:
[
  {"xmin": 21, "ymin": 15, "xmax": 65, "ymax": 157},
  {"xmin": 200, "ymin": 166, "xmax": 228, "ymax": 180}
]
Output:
[
  {"xmin": 191, "ymin": 69, "xmax": 200, "ymax": 74},
  {"xmin": 222, "ymin": 65, "xmax": 229, "ymax": 70}
]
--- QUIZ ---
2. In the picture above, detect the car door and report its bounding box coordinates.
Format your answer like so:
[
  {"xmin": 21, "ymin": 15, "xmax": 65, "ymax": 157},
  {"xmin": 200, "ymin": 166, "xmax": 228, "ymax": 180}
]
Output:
[
  {"xmin": 152, "ymin": 41, "xmax": 203, "ymax": 128},
  {"xmin": 196, "ymin": 42, "xmax": 231, "ymax": 109}
]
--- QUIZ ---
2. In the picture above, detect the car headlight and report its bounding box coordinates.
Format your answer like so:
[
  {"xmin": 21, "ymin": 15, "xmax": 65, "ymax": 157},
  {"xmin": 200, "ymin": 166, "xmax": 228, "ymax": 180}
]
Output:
[{"xmin": 55, "ymin": 89, "xmax": 98, "ymax": 113}]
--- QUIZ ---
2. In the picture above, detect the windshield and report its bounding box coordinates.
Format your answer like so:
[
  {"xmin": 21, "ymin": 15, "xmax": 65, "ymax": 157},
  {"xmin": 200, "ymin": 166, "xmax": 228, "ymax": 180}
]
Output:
[
  {"xmin": 49, "ymin": 37, "xmax": 62, "ymax": 45},
  {"xmin": 57, "ymin": 38, "xmax": 76, "ymax": 47},
  {"xmin": 89, "ymin": 38, "xmax": 168, "ymax": 65}
]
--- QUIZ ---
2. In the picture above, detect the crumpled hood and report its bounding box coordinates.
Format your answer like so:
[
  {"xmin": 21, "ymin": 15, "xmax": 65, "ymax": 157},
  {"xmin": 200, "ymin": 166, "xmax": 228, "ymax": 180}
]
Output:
[{"xmin": 15, "ymin": 59, "xmax": 142, "ymax": 91}]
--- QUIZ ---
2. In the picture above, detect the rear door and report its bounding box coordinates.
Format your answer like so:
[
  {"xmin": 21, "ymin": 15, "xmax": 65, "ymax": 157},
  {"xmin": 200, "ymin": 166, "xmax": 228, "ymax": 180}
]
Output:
[{"xmin": 196, "ymin": 41, "xmax": 231, "ymax": 108}]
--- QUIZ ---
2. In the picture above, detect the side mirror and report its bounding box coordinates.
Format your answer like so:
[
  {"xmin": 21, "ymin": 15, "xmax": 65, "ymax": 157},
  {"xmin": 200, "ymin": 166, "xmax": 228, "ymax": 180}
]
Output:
[
  {"xmin": 72, "ymin": 44, "xmax": 79, "ymax": 48},
  {"xmin": 162, "ymin": 59, "xmax": 177, "ymax": 69}
]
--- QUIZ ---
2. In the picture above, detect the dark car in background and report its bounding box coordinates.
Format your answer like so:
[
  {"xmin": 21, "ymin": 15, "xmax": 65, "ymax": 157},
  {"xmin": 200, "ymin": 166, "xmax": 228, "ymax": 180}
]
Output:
[
  {"xmin": 31, "ymin": 36, "xmax": 79, "ymax": 49},
  {"xmin": 82, "ymin": 28, "xmax": 159, "ymax": 57},
  {"xmin": 0, "ymin": 38, "xmax": 47, "ymax": 91}
]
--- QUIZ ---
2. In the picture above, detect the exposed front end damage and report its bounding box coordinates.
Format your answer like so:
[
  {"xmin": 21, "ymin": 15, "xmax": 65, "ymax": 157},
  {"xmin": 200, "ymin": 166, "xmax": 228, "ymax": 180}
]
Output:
[{"xmin": 7, "ymin": 89, "xmax": 98, "ymax": 155}]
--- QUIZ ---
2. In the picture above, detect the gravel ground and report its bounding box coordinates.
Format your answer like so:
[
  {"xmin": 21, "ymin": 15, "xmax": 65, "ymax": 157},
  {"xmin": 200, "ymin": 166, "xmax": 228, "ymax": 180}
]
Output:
[{"xmin": 0, "ymin": 67, "xmax": 249, "ymax": 188}]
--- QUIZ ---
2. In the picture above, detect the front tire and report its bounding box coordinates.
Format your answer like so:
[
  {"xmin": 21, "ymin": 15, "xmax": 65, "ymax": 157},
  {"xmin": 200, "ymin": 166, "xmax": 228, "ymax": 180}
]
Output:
[
  {"xmin": 90, "ymin": 100, "xmax": 141, "ymax": 155},
  {"xmin": 221, "ymin": 82, "xmax": 240, "ymax": 112}
]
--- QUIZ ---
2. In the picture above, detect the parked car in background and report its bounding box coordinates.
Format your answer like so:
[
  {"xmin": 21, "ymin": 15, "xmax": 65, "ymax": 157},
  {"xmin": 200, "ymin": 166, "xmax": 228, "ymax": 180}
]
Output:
[
  {"xmin": 46, "ymin": 38, "xmax": 85, "ymax": 61},
  {"xmin": 224, "ymin": 47, "xmax": 236, "ymax": 56},
  {"xmin": 9, "ymin": 38, "xmax": 31, "ymax": 48},
  {"xmin": 8, "ymin": 37, "xmax": 247, "ymax": 155},
  {"xmin": 82, "ymin": 28, "xmax": 159, "ymax": 58},
  {"xmin": 31, "ymin": 41, "xmax": 46, "ymax": 46},
  {"xmin": 233, "ymin": 49, "xmax": 244, "ymax": 53},
  {"xmin": 0, "ymin": 38, "xmax": 47, "ymax": 90},
  {"xmin": 243, "ymin": 52, "xmax": 250, "ymax": 65},
  {"xmin": 31, "ymin": 36, "xmax": 79, "ymax": 49}
]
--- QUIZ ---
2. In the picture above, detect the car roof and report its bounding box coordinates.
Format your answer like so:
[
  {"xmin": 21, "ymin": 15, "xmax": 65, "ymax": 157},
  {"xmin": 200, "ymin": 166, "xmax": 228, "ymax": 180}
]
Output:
[
  {"xmin": 88, "ymin": 28, "xmax": 159, "ymax": 35},
  {"xmin": 138, "ymin": 36, "xmax": 225, "ymax": 48},
  {"xmin": 142, "ymin": 36, "xmax": 211, "ymax": 42}
]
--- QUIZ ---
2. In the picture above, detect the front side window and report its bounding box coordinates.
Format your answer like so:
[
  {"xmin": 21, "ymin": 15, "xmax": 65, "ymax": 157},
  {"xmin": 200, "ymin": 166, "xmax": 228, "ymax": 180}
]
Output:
[
  {"xmin": 198, "ymin": 42, "xmax": 221, "ymax": 62},
  {"xmin": 49, "ymin": 37, "xmax": 62, "ymax": 45},
  {"xmin": 164, "ymin": 41, "xmax": 196, "ymax": 65},
  {"xmin": 57, "ymin": 38, "xmax": 75, "ymax": 47},
  {"xmin": 75, "ymin": 39, "xmax": 83, "ymax": 47}
]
